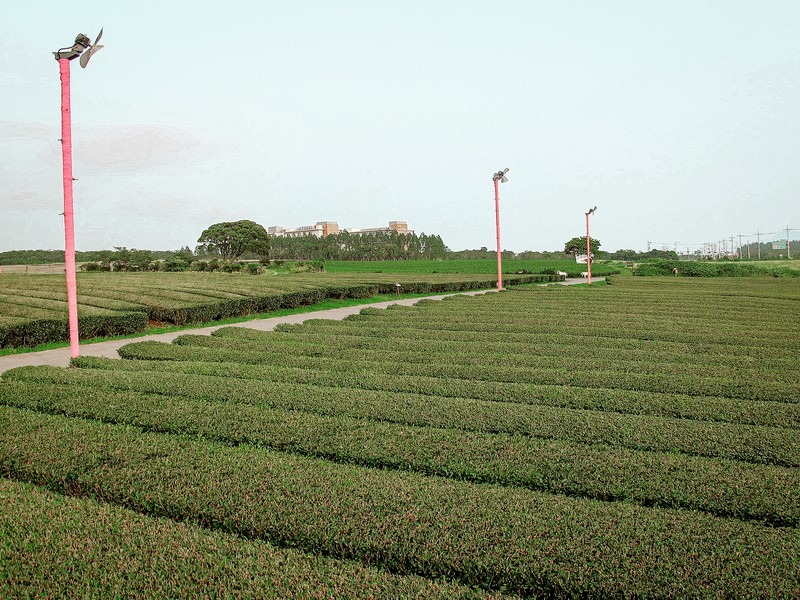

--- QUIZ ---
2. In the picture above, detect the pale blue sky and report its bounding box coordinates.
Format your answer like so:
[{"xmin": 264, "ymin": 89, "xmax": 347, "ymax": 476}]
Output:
[{"xmin": 1, "ymin": 1, "xmax": 798, "ymax": 253}]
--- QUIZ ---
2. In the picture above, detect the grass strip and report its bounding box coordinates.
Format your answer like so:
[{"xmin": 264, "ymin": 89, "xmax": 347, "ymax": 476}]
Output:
[{"xmin": 1, "ymin": 407, "xmax": 797, "ymax": 598}]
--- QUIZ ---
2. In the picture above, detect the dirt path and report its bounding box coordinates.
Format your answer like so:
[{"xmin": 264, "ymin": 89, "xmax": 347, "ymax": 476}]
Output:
[{"xmin": 0, "ymin": 279, "xmax": 596, "ymax": 374}]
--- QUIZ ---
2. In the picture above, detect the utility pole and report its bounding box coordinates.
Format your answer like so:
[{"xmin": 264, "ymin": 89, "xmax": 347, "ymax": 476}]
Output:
[
  {"xmin": 757, "ymin": 231, "xmax": 761, "ymax": 260},
  {"xmin": 738, "ymin": 234, "xmax": 743, "ymax": 260},
  {"xmin": 788, "ymin": 225, "xmax": 792, "ymax": 259}
]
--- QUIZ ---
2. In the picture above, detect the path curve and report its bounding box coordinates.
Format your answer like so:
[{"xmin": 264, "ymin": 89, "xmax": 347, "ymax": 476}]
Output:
[{"xmin": 0, "ymin": 278, "xmax": 596, "ymax": 374}]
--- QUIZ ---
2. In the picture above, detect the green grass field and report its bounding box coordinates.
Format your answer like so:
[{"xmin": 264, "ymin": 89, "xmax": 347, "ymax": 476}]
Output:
[
  {"xmin": 1, "ymin": 276, "xmax": 798, "ymax": 597},
  {"xmin": 323, "ymin": 258, "xmax": 622, "ymax": 275}
]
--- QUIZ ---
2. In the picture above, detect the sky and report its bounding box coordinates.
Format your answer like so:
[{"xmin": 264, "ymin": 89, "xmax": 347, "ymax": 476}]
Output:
[{"xmin": 1, "ymin": 1, "xmax": 799, "ymax": 254}]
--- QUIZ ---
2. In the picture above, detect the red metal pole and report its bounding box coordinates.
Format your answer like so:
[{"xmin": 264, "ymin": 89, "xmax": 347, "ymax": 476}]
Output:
[
  {"xmin": 494, "ymin": 178, "xmax": 503, "ymax": 291},
  {"xmin": 59, "ymin": 58, "xmax": 80, "ymax": 358},
  {"xmin": 585, "ymin": 212, "xmax": 592, "ymax": 286}
]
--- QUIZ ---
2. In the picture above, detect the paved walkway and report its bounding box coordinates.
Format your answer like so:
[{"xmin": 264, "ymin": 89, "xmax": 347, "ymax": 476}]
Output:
[{"xmin": 0, "ymin": 279, "xmax": 596, "ymax": 374}]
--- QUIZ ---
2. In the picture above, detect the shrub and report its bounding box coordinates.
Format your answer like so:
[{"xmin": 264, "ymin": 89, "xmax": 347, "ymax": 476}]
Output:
[{"xmin": 2, "ymin": 408, "xmax": 798, "ymax": 598}]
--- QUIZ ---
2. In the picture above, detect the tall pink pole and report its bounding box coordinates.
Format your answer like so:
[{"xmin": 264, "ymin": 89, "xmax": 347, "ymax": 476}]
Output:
[
  {"xmin": 59, "ymin": 58, "xmax": 80, "ymax": 358},
  {"xmin": 494, "ymin": 178, "xmax": 503, "ymax": 291},
  {"xmin": 585, "ymin": 212, "xmax": 592, "ymax": 286}
]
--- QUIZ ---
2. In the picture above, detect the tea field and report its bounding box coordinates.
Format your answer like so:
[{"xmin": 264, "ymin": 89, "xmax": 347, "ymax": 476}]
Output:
[
  {"xmin": 0, "ymin": 270, "xmax": 554, "ymax": 348},
  {"xmin": 1, "ymin": 277, "xmax": 798, "ymax": 597}
]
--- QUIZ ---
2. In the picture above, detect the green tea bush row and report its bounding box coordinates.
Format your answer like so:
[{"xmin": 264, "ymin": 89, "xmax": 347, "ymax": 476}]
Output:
[
  {"xmin": 1, "ymin": 407, "xmax": 797, "ymax": 598},
  {"xmin": 274, "ymin": 317, "xmax": 798, "ymax": 351},
  {"xmin": 212, "ymin": 322, "xmax": 795, "ymax": 365},
  {"xmin": 0, "ymin": 312, "xmax": 147, "ymax": 349},
  {"xmin": 191, "ymin": 328, "xmax": 800, "ymax": 387},
  {"xmin": 264, "ymin": 324, "xmax": 789, "ymax": 360},
  {"xmin": 164, "ymin": 335, "xmax": 799, "ymax": 404},
  {"xmin": 73, "ymin": 353, "xmax": 800, "ymax": 430},
  {"xmin": 3, "ymin": 377, "xmax": 797, "ymax": 527},
  {"xmin": 0, "ymin": 478, "xmax": 500, "ymax": 599},
  {"xmin": 7, "ymin": 365, "xmax": 798, "ymax": 467},
  {"xmin": 0, "ymin": 275, "xmax": 521, "ymax": 347},
  {"xmin": 342, "ymin": 304, "xmax": 799, "ymax": 340}
]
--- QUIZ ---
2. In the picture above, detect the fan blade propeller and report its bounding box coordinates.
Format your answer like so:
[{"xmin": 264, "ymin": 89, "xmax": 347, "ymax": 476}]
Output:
[
  {"xmin": 501, "ymin": 176, "xmax": 508, "ymax": 183},
  {"xmin": 79, "ymin": 44, "xmax": 104, "ymax": 68},
  {"xmin": 80, "ymin": 28, "xmax": 105, "ymax": 68},
  {"xmin": 502, "ymin": 167, "xmax": 509, "ymax": 174}
]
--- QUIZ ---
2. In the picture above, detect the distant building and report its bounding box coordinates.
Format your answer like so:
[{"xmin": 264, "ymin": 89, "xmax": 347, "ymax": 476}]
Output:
[
  {"xmin": 345, "ymin": 221, "xmax": 411, "ymax": 236},
  {"xmin": 268, "ymin": 221, "xmax": 339, "ymax": 238},
  {"xmin": 268, "ymin": 221, "xmax": 412, "ymax": 238}
]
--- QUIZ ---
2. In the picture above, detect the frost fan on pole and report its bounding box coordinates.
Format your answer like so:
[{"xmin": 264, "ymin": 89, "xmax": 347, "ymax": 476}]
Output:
[{"xmin": 53, "ymin": 28, "xmax": 105, "ymax": 358}]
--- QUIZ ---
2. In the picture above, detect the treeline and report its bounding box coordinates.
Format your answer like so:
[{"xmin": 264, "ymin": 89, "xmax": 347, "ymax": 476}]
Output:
[
  {"xmin": 737, "ymin": 241, "xmax": 800, "ymax": 259},
  {"xmin": 634, "ymin": 259, "xmax": 800, "ymax": 278},
  {"xmin": 0, "ymin": 248, "xmax": 191, "ymax": 266},
  {"xmin": 449, "ymin": 248, "xmax": 681, "ymax": 261},
  {"xmin": 268, "ymin": 231, "xmax": 448, "ymax": 261}
]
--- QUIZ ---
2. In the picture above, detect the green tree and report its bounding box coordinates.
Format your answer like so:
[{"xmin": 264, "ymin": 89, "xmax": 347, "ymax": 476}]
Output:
[
  {"xmin": 564, "ymin": 236, "xmax": 601, "ymax": 256},
  {"xmin": 196, "ymin": 220, "xmax": 270, "ymax": 261}
]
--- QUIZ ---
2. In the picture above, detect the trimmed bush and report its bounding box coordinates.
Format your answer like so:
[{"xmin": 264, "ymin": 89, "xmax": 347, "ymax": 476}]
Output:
[
  {"xmin": 7, "ymin": 366, "xmax": 799, "ymax": 467},
  {"xmin": 3, "ymin": 376, "xmax": 798, "ymax": 527},
  {"xmin": 0, "ymin": 478, "xmax": 498, "ymax": 599},
  {"xmin": 0, "ymin": 311, "xmax": 147, "ymax": 349},
  {"xmin": 1, "ymin": 408, "xmax": 798, "ymax": 598}
]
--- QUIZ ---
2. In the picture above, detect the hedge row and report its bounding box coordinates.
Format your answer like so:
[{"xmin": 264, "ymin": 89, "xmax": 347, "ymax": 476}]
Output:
[
  {"xmin": 632, "ymin": 259, "xmax": 800, "ymax": 278},
  {"xmin": 3, "ymin": 377, "xmax": 797, "ymax": 527},
  {"xmin": 72, "ymin": 352, "xmax": 800, "ymax": 430},
  {"xmin": 160, "ymin": 334, "xmax": 800, "ymax": 404},
  {"xmin": 0, "ymin": 312, "xmax": 148, "ymax": 349},
  {"xmin": 0, "ymin": 478, "xmax": 500, "ymax": 599},
  {"xmin": 336, "ymin": 307, "xmax": 799, "ymax": 345},
  {"xmin": 7, "ymin": 365, "xmax": 798, "ymax": 467},
  {"xmin": 1, "ymin": 407, "xmax": 797, "ymax": 598},
  {"xmin": 146, "ymin": 287, "xmax": 352, "ymax": 324},
  {"xmin": 0, "ymin": 275, "xmax": 549, "ymax": 348},
  {"xmin": 193, "ymin": 324, "xmax": 800, "ymax": 386},
  {"xmin": 273, "ymin": 317, "xmax": 798, "ymax": 351},
  {"xmin": 265, "ymin": 321, "xmax": 794, "ymax": 360},
  {"xmin": 212, "ymin": 320, "xmax": 796, "ymax": 365}
]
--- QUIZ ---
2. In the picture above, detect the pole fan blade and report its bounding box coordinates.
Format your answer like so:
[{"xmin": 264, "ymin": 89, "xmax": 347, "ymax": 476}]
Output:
[
  {"xmin": 79, "ymin": 45, "xmax": 103, "ymax": 68},
  {"xmin": 80, "ymin": 28, "xmax": 105, "ymax": 68}
]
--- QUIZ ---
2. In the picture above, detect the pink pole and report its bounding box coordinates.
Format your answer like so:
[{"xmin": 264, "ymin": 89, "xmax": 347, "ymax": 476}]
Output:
[
  {"xmin": 585, "ymin": 212, "xmax": 592, "ymax": 286},
  {"xmin": 494, "ymin": 178, "xmax": 503, "ymax": 291},
  {"xmin": 59, "ymin": 58, "xmax": 80, "ymax": 358}
]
